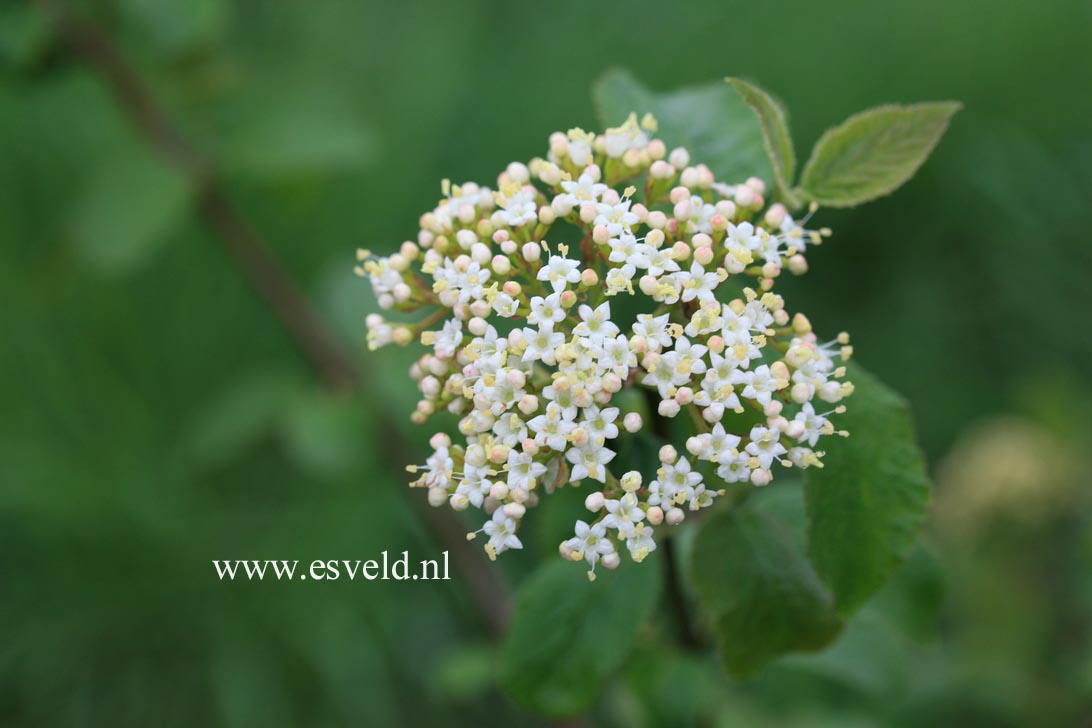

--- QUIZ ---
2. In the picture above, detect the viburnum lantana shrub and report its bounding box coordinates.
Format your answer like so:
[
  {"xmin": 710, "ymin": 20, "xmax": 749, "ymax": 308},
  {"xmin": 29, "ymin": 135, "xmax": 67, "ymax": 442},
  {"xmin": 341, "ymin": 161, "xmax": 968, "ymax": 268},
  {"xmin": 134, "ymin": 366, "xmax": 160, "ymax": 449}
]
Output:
[
  {"xmin": 358, "ymin": 73, "xmax": 955, "ymax": 700},
  {"xmin": 358, "ymin": 111, "xmax": 859, "ymax": 579}
]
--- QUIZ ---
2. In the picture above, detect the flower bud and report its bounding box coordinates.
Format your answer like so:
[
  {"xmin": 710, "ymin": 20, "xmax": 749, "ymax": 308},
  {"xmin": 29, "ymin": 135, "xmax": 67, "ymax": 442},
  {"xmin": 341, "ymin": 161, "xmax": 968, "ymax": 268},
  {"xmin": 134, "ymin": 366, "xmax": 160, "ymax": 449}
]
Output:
[
  {"xmin": 764, "ymin": 203, "xmax": 787, "ymax": 228},
  {"xmin": 668, "ymin": 147, "xmax": 690, "ymax": 168},
  {"xmin": 623, "ymin": 412, "xmax": 643, "ymax": 433},
  {"xmin": 585, "ymin": 491, "xmax": 605, "ymax": 512},
  {"xmin": 751, "ymin": 468, "xmax": 772, "ymax": 486},
  {"xmin": 666, "ymin": 507, "xmax": 685, "ymax": 525},
  {"xmin": 659, "ymin": 444, "xmax": 678, "ymax": 464},
  {"xmin": 505, "ymin": 161, "xmax": 530, "ymax": 184},
  {"xmin": 647, "ymin": 211, "xmax": 668, "ymax": 229},
  {"xmin": 674, "ymin": 386, "xmax": 694, "ymax": 405},
  {"xmin": 658, "ymin": 399, "xmax": 680, "ymax": 418},
  {"xmin": 522, "ymin": 242, "xmax": 541, "ymax": 262},
  {"xmin": 650, "ymin": 160, "xmax": 675, "ymax": 179}
]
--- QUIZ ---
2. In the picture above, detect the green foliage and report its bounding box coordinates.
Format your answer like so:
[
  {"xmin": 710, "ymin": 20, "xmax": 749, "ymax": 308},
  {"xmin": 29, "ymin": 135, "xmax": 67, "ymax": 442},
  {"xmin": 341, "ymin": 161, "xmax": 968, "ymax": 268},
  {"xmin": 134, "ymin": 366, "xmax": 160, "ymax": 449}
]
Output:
[
  {"xmin": 500, "ymin": 557, "xmax": 660, "ymax": 716},
  {"xmin": 69, "ymin": 148, "xmax": 193, "ymax": 274},
  {"xmin": 602, "ymin": 69, "xmax": 938, "ymax": 673},
  {"xmin": 726, "ymin": 77, "xmax": 799, "ymax": 208},
  {"xmin": 2, "ymin": 0, "xmax": 1090, "ymax": 725},
  {"xmin": 805, "ymin": 363, "xmax": 931, "ymax": 615},
  {"xmin": 726, "ymin": 77, "xmax": 958, "ymax": 210},
  {"xmin": 799, "ymin": 102, "xmax": 961, "ymax": 207},
  {"xmin": 690, "ymin": 500, "xmax": 842, "ymax": 678},
  {"xmin": 594, "ymin": 69, "xmax": 773, "ymax": 185}
]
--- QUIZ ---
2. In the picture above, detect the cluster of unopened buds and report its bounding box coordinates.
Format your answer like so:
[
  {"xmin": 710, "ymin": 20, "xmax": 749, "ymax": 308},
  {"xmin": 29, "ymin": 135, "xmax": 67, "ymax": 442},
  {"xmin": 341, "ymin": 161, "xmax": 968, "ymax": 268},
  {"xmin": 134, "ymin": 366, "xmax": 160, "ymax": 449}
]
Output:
[{"xmin": 357, "ymin": 113, "xmax": 854, "ymax": 580}]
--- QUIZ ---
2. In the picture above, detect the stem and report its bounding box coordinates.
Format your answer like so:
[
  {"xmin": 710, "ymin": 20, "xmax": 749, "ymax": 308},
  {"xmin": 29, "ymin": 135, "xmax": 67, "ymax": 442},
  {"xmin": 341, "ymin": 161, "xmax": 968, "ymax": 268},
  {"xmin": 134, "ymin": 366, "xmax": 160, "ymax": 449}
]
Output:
[
  {"xmin": 41, "ymin": 0, "xmax": 512, "ymax": 637},
  {"xmin": 662, "ymin": 536, "xmax": 702, "ymax": 650},
  {"xmin": 641, "ymin": 388, "xmax": 704, "ymax": 650}
]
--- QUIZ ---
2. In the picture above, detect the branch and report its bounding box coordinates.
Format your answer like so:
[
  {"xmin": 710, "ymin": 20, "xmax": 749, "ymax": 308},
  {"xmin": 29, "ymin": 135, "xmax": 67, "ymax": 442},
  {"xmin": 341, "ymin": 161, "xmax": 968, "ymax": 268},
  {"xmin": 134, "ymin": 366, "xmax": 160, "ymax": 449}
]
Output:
[{"xmin": 41, "ymin": 0, "xmax": 510, "ymax": 637}]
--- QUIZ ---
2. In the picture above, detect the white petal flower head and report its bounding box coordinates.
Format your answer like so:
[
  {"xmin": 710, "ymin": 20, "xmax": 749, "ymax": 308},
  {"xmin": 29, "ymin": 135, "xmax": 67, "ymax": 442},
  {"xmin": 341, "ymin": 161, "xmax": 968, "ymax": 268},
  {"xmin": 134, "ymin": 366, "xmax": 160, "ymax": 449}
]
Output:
[{"xmin": 359, "ymin": 115, "xmax": 855, "ymax": 572}]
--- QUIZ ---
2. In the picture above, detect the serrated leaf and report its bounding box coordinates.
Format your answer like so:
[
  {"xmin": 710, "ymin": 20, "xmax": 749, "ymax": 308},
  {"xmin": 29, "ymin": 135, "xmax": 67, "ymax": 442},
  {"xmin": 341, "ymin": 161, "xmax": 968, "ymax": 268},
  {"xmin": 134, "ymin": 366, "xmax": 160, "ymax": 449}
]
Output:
[
  {"xmin": 500, "ymin": 558, "xmax": 660, "ymax": 717},
  {"xmin": 594, "ymin": 69, "xmax": 772, "ymax": 185},
  {"xmin": 69, "ymin": 149, "xmax": 192, "ymax": 274},
  {"xmin": 804, "ymin": 362, "xmax": 931, "ymax": 616},
  {"xmin": 689, "ymin": 504, "xmax": 842, "ymax": 678},
  {"xmin": 799, "ymin": 101, "xmax": 960, "ymax": 207},
  {"xmin": 726, "ymin": 77, "xmax": 800, "ymax": 208}
]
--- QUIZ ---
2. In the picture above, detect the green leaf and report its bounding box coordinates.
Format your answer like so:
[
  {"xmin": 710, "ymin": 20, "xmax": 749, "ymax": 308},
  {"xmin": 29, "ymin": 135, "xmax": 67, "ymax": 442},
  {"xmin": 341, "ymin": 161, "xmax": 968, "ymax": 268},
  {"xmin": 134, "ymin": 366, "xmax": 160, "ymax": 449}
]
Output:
[
  {"xmin": 689, "ymin": 504, "xmax": 842, "ymax": 679},
  {"xmin": 69, "ymin": 149, "xmax": 192, "ymax": 274},
  {"xmin": 594, "ymin": 69, "xmax": 772, "ymax": 185},
  {"xmin": 799, "ymin": 101, "xmax": 960, "ymax": 207},
  {"xmin": 726, "ymin": 77, "xmax": 800, "ymax": 208},
  {"xmin": 804, "ymin": 362, "xmax": 931, "ymax": 616},
  {"xmin": 500, "ymin": 558, "xmax": 660, "ymax": 717},
  {"xmin": 219, "ymin": 103, "xmax": 377, "ymax": 179}
]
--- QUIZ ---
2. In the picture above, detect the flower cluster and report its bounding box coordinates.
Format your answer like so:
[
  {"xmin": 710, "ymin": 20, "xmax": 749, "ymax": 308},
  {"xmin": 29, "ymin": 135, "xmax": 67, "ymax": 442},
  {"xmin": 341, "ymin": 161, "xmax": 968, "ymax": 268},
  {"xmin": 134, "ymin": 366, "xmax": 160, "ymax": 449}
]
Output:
[{"xmin": 357, "ymin": 113, "xmax": 853, "ymax": 580}]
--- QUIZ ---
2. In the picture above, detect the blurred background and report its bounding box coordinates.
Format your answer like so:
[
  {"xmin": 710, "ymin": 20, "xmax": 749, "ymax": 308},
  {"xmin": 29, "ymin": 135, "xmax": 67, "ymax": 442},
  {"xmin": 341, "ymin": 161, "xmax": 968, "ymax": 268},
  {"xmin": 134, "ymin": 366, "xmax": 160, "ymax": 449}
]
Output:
[{"xmin": 2, "ymin": 0, "xmax": 1090, "ymax": 725}]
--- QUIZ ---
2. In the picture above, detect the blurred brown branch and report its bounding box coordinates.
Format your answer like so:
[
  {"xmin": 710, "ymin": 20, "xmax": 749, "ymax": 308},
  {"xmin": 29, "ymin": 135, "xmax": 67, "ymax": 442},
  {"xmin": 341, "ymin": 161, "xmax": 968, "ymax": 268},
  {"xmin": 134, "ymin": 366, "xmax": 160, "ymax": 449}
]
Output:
[{"xmin": 38, "ymin": 0, "xmax": 511, "ymax": 637}]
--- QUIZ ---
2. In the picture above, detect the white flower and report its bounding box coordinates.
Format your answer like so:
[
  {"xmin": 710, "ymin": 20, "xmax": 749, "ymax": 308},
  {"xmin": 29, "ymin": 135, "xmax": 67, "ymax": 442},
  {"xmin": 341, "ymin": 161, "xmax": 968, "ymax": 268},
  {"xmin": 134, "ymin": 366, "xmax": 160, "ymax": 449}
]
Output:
[
  {"xmin": 560, "ymin": 169, "xmax": 607, "ymax": 206},
  {"xmin": 691, "ymin": 422, "xmax": 742, "ymax": 463},
  {"xmin": 600, "ymin": 334, "xmax": 637, "ymax": 374},
  {"xmin": 483, "ymin": 508, "xmax": 523, "ymax": 555},
  {"xmin": 607, "ymin": 232, "xmax": 648, "ymax": 265},
  {"xmin": 746, "ymin": 425, "xmax": 788, "ymax": 469},
  {"xmin": 626, "ymin": 525, "xmax": 657, "ymax": 562},
  {"xmin": 507, "ymin": 449, "xmax": 547, "ymax": 490},
  {"xmin": 498, "ymin": 188, "xmax": 538, "ymax": 227},
  {"xmin": 537, "ymin": 254, "xmax": 581, "ymax": 293},
  {"xmin": 573, "ymin": 302, "xmax": 619, "ymax": 344},
  {"xmin": 792, "ymin": 402, "xmax": 829, "ymax": 447},
  {"xmin": 633, "ymin": 313, "xmax": 673, "ymax": 350},
  {"xmin": 522, "ymin": 321, "xmax": 565, "ymax": 364},
  {"xmin": 434, "ymin": 318, "xmax": 462, "ymax": 358},
  {"xmin": 679, "ymin": 262, "xmax": 720, "ymax": 303},
  {"xmin": 602, "ymin": 114, "xmax": 649, "ymax": 158},
  {"xmin": 580, "ymin": 405, "xmax": 620, "ymax": 443},
  {"xmin": 527, "ymin": 292, "xmax": 565, "ymax": 325},
  {"xmin": 644, "ymin": 246, "xmax": 680, "ymax": 276},
  {"xmin": 727, "ymin": 221, "xmax": 761, "ymax": 251},
  {"xmin": 649, "ymin": 457, "xmax": 702, "ymax": 506},
  {"xmin": 716, "ymin": 452, "xmax": 752, "ymax": 483},
  {"xmin": 528, "ymin": 402, "xmax": 576, "ymax": 451},
  {"xmin": 731, "ymin": 364, "xmax": 778, "ymax": 405},
  {"xmin": 563, "ymin": 520, "xmax": 615, "ymax": 566},
  {"xmin": 565, "ymin": 441, "xmax": 616, "ymax": 483},
  {"xmin": 680, "ymin": 195, "xmax": 716, "ymax": 234},
  {"xmin": 492, "ymin": 291, "xmax": 518, "ymax": 317},
  {"xmin": 594, "ymin": 199, "xmax": 640, "ymax": 237},
  {"xmin": 602, "ymin": 492, "xmax": 644, "ymax": 535}
]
